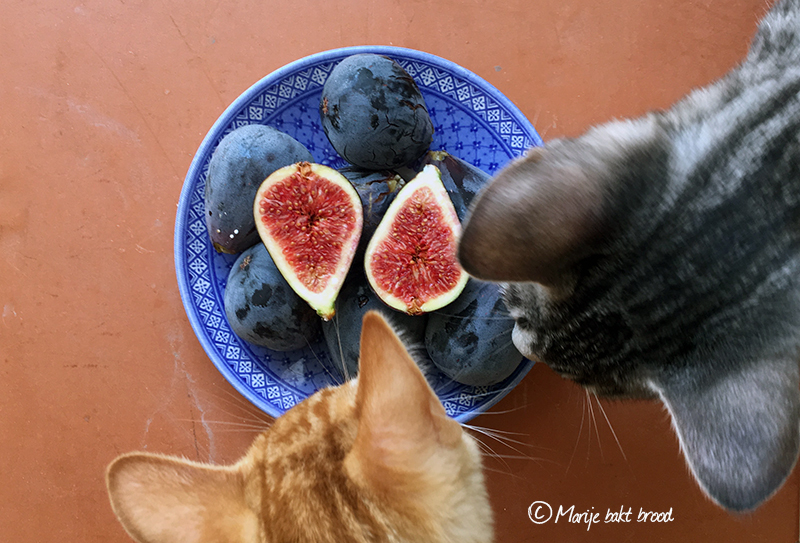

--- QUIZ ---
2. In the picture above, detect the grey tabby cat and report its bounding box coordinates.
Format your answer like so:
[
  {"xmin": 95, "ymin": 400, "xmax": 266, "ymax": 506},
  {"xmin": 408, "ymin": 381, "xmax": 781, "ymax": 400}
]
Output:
[{"xmin": 458, "ymin": 0, "xmax": 800, "ymax": 512}]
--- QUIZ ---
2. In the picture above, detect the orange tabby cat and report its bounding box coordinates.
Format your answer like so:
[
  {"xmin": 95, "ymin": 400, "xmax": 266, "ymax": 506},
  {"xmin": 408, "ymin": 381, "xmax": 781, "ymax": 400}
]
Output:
[{"xmin": 106, "ymin": 311, "xmax": 494, "ymax": 543}]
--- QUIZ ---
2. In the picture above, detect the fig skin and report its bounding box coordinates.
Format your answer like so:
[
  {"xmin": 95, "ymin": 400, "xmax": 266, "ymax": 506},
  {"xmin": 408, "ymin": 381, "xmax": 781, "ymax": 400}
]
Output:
[
  {"xmin": 205, "ymin": 124, "xmax": 313, "ymax": 254},
  {"xmin": 224, "ymin": 243, "xmax": 321, "ymax": 351},
  {"xmin": 320, "ymin": 54, "xmax": 434, "ymax": 170},
  {"xmin": 419, "ymin": 150, "xmax": 491, "ymax": 221},
  {"xmin": 425, "ymin": 279, "xmax": 524, "ymax": 386},
  {"xmin": 338, "ymin": 167, "xmax": 404, "ymax": 257},
  {"xmin": 322, "ymin": 271, "xmax": 427, "ymax": 380}
]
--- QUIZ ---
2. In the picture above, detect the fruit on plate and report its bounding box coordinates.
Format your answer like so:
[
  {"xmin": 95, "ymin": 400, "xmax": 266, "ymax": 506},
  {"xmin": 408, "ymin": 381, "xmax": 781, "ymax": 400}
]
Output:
[
  {"xmin": 224, "ymin": 243, "xmax": 321, "ymax": 351},
  {"xmin": 205, "ymin": 124, "xmax": 313, "ymax": 254},
  {"xmin": 321, "ymin": 271, "xmax": 427, "ymax": 380},
  {"xmin": 254, "ymin": 162, "xmax": 363, "ymax": 320},
  {"xmin": 419, "ymin": 150, "xmax": 491, "ymax": 220},
  {"xmin": 319, "ymin": 54, "xmax": 434, "ymax": 170},
  {"xmin": 425, "ymin": 279, "xmax": 524, "ymax": 386},
  {"xmin": 365, "ymin": 164, "xmax": 468, "ymax": 315},
  {"xmin": 204, "ymin": 98, "xmax": 519, "ymax": 386},
  {"xmin": 338, "ymin": 167, "xmax": 405, "ymax": 256}
]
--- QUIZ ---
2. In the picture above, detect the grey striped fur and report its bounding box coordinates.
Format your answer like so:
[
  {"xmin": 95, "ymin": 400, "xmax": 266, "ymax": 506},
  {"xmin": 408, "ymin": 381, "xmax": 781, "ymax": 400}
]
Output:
[{"xmin": 458, "ymin": 0, "xmax": 800, "ymax": 512}]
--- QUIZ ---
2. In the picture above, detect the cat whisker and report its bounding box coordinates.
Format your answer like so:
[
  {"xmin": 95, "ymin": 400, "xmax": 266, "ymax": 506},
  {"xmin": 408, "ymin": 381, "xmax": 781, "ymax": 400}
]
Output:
[
  {"xmin": 437, "ymin": 387, "xmax": 507, "ymax": 403},
  {"xmin": 330, "ymin": 311, "xmax": 352, "ymax": 382},
  {"xmin": 462, "ymin": 424, "xmax": 538, "ymax": 461},
  {"xmin": 462, "ymin": 423, "xmax": 554, "ymax": 452},
  {"xmin": 441, "ymin": 375, "xmax": 523, "ymax": 399},
  {"xmin": 592, "ymin": 391, "xmax": 628, "ymax": 463},
  {"xmin": 565, "ymin": 389, "xmax": 587, "ymax": 475},
  {"xmin": 192, "ymin": 387, "xmax": 275, "ymax": 429},
  {"xmin": 177, "ymin": 419, "xmax": 270, "ymax": 431},
  {"xmin": 486, "ymin": 454, "xmax": 548, "ymax": 461},
  {"xmin": 191, "ymin": 428, "xmax": 268, "ymax": 434},
  {"xmin": 586, "ymin": 389, "xmax": 605, "ymax": 464},
  {"xmin": 428, "ymin": 313, "xmax": 514, "ymax": 321},
  {"xmin": 463, "ymin": 425, "xmax": 529, "ymax": 438},
  {"xmin": 193, "ymin": 385, "xmax": 274, "ymax": 426},
  {"xmin": 472, "ymin": 404, "xmax": 530, "ymax": 416},
  {"xmin": 481, "ymin": 465, "xmax": 528, "ymax": 481},
  {"xmin": 465, "ymin": 431, "xmax": 524, "ymax": 462},
  {"xmin": 472, "ymin": 436, "xmax": 512, "ymax": 471},
  {"xmin": 473, "ymin": 434, "xmax": 558, "ymax": 475},
  {"xmin": 303, "ymin": 330, "xmax": 344, "ymax": 385},
  {"xmin": 480, "ymin": 451, "xmax": 540, "ymax": 471},
  {"xmin": 213, "ymin": 430, "xmax": 267, "ymax": 435},
  {"xmin": 437, "ymin": 387, "xmax": 497, "ymax": 401},
  {"xmin": 485, "ymin": 339, "xmax": 519, "ymax": 360},
  {"xmin": 463, "ymin": 424, "xmax": 532, "ymax": 449},
  {"xmin": 202, "ymin": 383, "xmax": 262, "ymax": 412},
  {"xmin": 437, "ymin": 348, "xmax": 522, "ymax": 406},
  {"xmin": 471, "ymin": 430, "xmax": 501, "ymax": 453},
  {"xmin": 178, "ymin": 416, "xmax": 265, "ymax": 426},
  {"xmin": 482, "ymin": 328, "xmax": 513, "ymax": 346}
]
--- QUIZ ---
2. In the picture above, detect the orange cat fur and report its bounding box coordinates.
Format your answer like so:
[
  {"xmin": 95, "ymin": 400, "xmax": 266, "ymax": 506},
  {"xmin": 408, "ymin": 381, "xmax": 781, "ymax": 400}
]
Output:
[{"xmin": 106, "ymin": 311, "xmax": 494, "ymax": 543}]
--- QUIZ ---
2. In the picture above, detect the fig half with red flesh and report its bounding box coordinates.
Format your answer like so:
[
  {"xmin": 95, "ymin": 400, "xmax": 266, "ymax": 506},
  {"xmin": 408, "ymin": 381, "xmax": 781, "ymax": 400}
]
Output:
[
  {"xmin": 365, "ymin": 164, "xmax": 469, "ymax": 315},
  {"xmin": 254, "ymin": 162, "xmax": 363, "ymax": 320}
]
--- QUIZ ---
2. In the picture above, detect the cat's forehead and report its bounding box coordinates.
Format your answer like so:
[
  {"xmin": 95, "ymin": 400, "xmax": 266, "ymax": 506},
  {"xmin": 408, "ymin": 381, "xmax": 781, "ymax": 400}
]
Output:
[{"xmin": 263, "ymin": 381, "xmax": 358, "ymax": 444}]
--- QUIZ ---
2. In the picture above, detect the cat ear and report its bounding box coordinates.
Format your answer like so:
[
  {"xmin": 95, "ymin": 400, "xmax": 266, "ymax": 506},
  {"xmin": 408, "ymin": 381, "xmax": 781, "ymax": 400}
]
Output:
[
  {"xmin": 653, "ymin": 356, "xmax": 800, "ymax": 511},
  {"xmin": 347, "ymin": 311, "xmax": 462, "ymax": 486},
  {"xmin": 459, "ymin": 145, "xmax": 606, "ymax": 285},
  {"xmin": 459, "ymin": 118, "xmax": 660, "ymax": 285},
  {"xmin": 106, "ymin": 453, "xmax": 259, "ymax": 543}
]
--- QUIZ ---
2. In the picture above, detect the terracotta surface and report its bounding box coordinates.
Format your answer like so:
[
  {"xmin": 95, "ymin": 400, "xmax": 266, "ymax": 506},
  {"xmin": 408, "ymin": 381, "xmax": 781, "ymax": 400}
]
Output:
[{"xmin": 2, "ymin": 0, "xmax": 797, "ymax": 541}]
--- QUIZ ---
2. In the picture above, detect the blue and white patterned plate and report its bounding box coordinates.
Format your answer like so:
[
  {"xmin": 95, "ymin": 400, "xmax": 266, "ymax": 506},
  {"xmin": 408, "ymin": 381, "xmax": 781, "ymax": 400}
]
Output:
[{"xmin": 175, "ymin": 46, "xmax": 542, "ymax": 422}]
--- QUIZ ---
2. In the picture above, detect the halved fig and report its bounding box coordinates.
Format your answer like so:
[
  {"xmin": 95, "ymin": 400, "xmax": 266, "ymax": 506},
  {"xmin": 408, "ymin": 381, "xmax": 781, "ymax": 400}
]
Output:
[
  {"xmin": 254, "ymin": 162, "xmax": 363, "ymax": 320},
  {"xmin": 365, "ymin": 164, "xmax": 469, "ymax": 315}
]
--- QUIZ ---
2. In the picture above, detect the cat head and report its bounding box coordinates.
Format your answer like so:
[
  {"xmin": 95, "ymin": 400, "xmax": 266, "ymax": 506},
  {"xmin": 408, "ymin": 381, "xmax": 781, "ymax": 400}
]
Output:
[
  {"xmin": 458, "ymin": 94, "xmax": 800, "ymax": 512},
  {"xmin": 106, "ymin": 311, "xmax": 493, "ymax": 543}
]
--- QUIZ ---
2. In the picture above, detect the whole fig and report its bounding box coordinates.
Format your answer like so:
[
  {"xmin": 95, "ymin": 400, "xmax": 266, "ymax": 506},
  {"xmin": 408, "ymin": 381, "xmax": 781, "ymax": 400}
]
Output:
[
  {"xmin": 425, "ymin": 279, "xmax": 524, "ymax": 386},
  {"xmin": 320, "ymin": 54, "xmax": 434, "ymax": 170},
  {"xmin": 205, "ymin": 124, "xmax": 313, "ymax": 254},
  {"xmin": 322, "ymin": 271, "xmax": 427, "ymax": 380},
  {"xmin": 224, "ymin": 243, "xmax": 321, "ymax": 351}
]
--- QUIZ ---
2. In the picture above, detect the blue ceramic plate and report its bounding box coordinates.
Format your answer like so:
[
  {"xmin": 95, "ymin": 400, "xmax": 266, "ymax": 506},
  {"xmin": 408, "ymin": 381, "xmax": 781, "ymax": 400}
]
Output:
[{"xmin": 175, "ymin": 46, "xmax": 542, "ymax": 422}]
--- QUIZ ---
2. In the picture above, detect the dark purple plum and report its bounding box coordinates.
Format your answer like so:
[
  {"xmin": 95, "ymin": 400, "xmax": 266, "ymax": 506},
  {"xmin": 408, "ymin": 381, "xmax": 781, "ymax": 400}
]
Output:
[
  {"xmin": 425, "ymin": 279, "xmax": 524, "ymax": 386},
  {"xmin": 224, "ymin": 243, "xmax": 321, "ymax": 351},
  {"xmin": 338, "ymin": 167, "xmax": 404, "ymax": 256},
  {"xmin": 419, "ymin": 150, "xmax": 491, "ymax": 221},
  {"xmin": 320, "ymin": 54, "xmax": 434, "ymax": 170},
  {"xmin": 322, "ymin": 271, "xmax": 427, "ymax": 380},
  {"xmin": 205, "ymin": 124, "xmax": 313, "ymax": 254}
]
